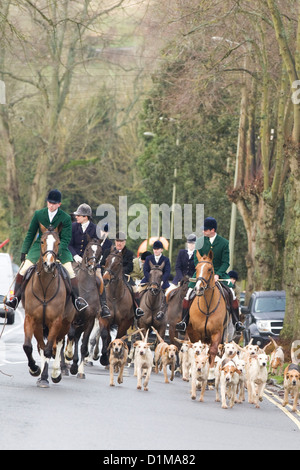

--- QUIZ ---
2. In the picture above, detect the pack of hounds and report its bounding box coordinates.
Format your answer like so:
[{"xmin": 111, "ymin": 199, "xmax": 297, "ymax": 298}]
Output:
[{"xmin": 107, "ymin": 330, "xmax": 300, "ymax": 412}]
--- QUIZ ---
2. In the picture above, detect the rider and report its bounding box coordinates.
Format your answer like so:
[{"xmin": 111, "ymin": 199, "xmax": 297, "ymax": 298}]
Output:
[
  {"xmin": 176, "ymin": 217, "xmax": 244, "ymax": 333},
  {"xmin": 141, "ymin": 240, "xmax": 171, "ymax": 321},
  {"xmin": 5, "ymin": 189, "xmax": 88, "ymax": 313},
  {"xmin": 68, "ymin": 203, "xmax": 111, "ymax": 318},
  {"xmin": 172, "ymin": 233, "xmax": 196, "ymax": 286},
  {"xmin": 102, "ymin": 231, "xmax": 144, "ymax": 318}
]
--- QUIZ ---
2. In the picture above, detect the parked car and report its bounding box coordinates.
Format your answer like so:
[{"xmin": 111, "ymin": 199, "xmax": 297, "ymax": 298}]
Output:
[
  {"xmin": 0, "ymin": 253, "xmax": 15, "ymax": 324},
  {"xmin": 241, "ymin": 290, "xmax": 285, "ymax": 347}
]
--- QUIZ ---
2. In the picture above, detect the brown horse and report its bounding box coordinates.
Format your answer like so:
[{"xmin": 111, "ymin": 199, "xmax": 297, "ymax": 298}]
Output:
[
  {"xmin": 166, "ymin": 276, "xmax": 190, "ymax": 346},
  {"xmin": 137, "ymin": 262, "xmax": 167, "ymax": 341},
  {"xmin": 23, "ymin": 224, "xmax": 75, "ymax": 388},
  {"xmin": 65, "ymin": 237, "xmax": 103, "ymax": 379},
  {"xmin": 101, "ymin": 250, "xmax": 135, "ymax": 365},
  {"xmin": 187, "ymin": 250, "xmax": 228, "ymax": 366}
]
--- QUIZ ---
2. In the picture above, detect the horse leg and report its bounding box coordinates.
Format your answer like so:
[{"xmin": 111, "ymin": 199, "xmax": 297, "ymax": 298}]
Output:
[
  {"xmin": 37, "ymin": 349, "xmax": 50, "ymax": 388},
  {"xmin": 70, "ymin": 328, "xmax": 81, "ymax": 376},
  {"xmin": 77, "ymin": 320, "xmax": 95, "ymax": 379},
  {"xmin": 60, "ymin": 338, "xmax": 69, "ymax": 376},
  {"xmin": 51, "ymin": 339, "xmax": 64, "ymax": 383},
  {"xmin": 23, "ymin": 315, "xmax": 41, "ymax": 377},
  {"xmin": 209, "ymin": 331, "xmax": 222, "ymax": 368},
  {"xmin": 99, "ymin": 321, "xmax": 111, "ymax": 366}
]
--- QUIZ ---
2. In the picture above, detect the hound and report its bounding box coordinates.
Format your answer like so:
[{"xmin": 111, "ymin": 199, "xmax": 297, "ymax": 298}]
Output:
[
  {"xmin": 282, "ymin": 363, "xmax": 300, "ymax": 412},
  {"xmin": 269, "ymin": 336, "xmax": 284, "ymax": 375},
  {"xmin": 133, "ymin": 329, "xmax": 153, "ymax": 391},
  {"xmin": 247, "ymin": 351, "xmax": 269, "ymax": 408},
  {"xmin": 108, "ymin": 338, "xmax": 128, "ymax": 387},
  {"xmin": 190, "ymin": 352, "xmax": 210, "ymax": 402},
  {"xmin": 175, "ymin": 338, "xmax": 192, "ymax": 381},
  {"xmin": 219, "ymin": 359, "xmax": 241, "ymax": 409},
  {"xmin": 152, "ymin": 327, "xmax": 178, "ymax": 383}
]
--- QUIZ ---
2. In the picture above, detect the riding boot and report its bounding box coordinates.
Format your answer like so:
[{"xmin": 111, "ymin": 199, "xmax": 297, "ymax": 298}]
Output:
[
  {"xmin": 70, "ymin": 277, "xmax": 88, "ymax": 312},
  {"xmin": 5, "ymin": 273, "xmax": 24, "ymax": 309},
  {"xmin": 133, "ymin": 293, "xmax": 144, "ymax": 318},
  {"xmin": 99, "ymin": 289, "xmax": 111, "ymax": 319},
  {"xmin": 156, "ymin": 295, "xmax": 167, "ymax": 321},
  {"xmin": 231, "ymin": 298, "xmax": 245, "ymax": 332},
  {"xmin": 176, "ymin": 298, "xmax": 190, "ymax": 333}
]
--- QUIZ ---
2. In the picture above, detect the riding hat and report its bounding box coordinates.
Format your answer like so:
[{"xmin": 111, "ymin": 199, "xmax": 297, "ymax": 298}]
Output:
[
  {"xmin": 153, "ymin": 240, "xmax": 163, "ymax": 249},
  {"xmin": 141, "ymin": 251, "xmax": 151, "ymax": 261},
  {"xmin": 202, "ymin": 217, "xmax": 217, "ymax": 231},
  {"xmin": 74, "ymin": 203, "xmax": 92, "ymax": 217},
  {"xmin": 47, "ymin": 189, "xmax": 61, "ymax": 204},
  {"xmin": 115, "ymin": 231, "xmax": 126, "ymax": 241},
  {"xmin": 228, "ymin": 270, "xmax": 238, "ymax": 280},
  {"xmin": 186, "ymin": 233, "xmax": 197, "ymax": 243}
]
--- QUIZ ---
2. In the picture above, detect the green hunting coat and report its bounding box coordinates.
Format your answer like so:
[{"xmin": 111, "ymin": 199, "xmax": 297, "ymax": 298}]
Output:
[
  {"xmin": 21, "ymin": 207, "xmax": 73, "ymax": 264},
  {"xmin": 189, "ymin": 234, "xmax": 232, "ymax": 288}
]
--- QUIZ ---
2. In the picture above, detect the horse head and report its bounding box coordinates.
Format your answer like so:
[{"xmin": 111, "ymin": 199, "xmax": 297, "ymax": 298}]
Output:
[
  {"xmin": 39, "ymin": 223, "xmax": 61, "ymax": 273},
  {"xmin": 148, "ymin": 261, "xmax": 165, "ymax": 295},
  {"xmin": 83, "ymin": 236, "xmax": 103, "ymax": 274},
  {"xmin": 103, "ymin": 249, "xmax": 123, "ymax": 284},
  {"xmin": 195, "ymin": 251, "xmax": 214, "ymax": 295}
]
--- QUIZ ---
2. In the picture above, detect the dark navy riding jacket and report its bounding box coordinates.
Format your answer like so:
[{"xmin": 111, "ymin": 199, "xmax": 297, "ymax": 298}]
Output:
[
  {"xmin": 141, "ymin": 254, "xmax": 171, "ymax": 289},
  {"xmin": 172, "ymin": 249, "xmax": 195, "ymax": 285},
  {"xmin": 68, "ymin": 222, "xmax": 111, "ymax": 259}
]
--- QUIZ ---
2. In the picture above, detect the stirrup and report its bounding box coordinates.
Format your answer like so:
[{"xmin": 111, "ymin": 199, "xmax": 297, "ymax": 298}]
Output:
[
  {"xmin": 75, "ymin": 297, "xmax": 88, "ymax": 312},
  {"xmin": 156, "ymin": 310, "xmax": 165, "ymax": 321},
  {"xmin": 135, "ymin": 307, "xmax": 144, "ymax": 318},
  {"xmin": 100, "ymin": 306, "xmax": 111, "ymax": 319},
  {"xmin": 176, "ymin": 321, "xmax": 187, "ymax": 333}
]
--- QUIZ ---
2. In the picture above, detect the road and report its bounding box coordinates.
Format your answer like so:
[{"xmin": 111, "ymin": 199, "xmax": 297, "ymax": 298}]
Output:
[{"xmin": 0, "ymin": 308, "xmax": 299, "ymax": 453}]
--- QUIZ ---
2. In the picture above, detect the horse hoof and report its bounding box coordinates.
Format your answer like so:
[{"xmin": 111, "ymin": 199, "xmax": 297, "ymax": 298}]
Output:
[
  {"xmin": 70, "ymin": 364, "xmax": 78, "ymax": 375},
  {"xmin": 77, "ymin": 373, "xmax": 86, "ymax": 379},
  {"xmin": 65, "ymin": 354, "xmax": 73, "ymax": 361},
  {"xmin": 100, "ymin": 354, "xmax": 109, "ymax": 366},
  {"xmin": 52, "ymin": 374, "xmax": 62, "ymax": 384},
  {"xmin": 30, "ymin": 366, "xmax": 41, "ymax": 377},
  {"xmin": 93, "ymin": 354, "xmax": 100, "ymax": 361},
  {"xmin": 37, "ymin": 379, "xmax": 50, "ymax": 388}
]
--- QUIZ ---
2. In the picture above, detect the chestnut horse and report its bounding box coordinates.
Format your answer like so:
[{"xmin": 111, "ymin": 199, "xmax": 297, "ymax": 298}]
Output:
[
  {"xmin": 187, "ymin": 250, "xmax": 229, "ymax": 366},
  {"xmin": 137, "ymin": 262, "xmax": 168, "ymax": 341},
  {"xmin": 23, "ymin": 224, "xmax": 75, "ymax": 388},
  {"xmin": 100, "ymin": 250, "xmax": 135, "ymax": 365},
  {"xmin": 65, "ymin": 237, "xmax": 103, "ymax": 379}
]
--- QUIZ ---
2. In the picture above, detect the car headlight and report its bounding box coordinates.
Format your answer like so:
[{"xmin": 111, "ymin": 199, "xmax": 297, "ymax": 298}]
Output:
[{"xmin": 256, "ymin": 320, "xmax": 271, "ymax": 333}]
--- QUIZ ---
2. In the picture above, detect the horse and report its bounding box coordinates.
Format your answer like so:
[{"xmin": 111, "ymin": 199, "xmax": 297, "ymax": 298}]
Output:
[
  {"xmin": 166, "ymin": 276, "xmax": 190, "ymax": 346},
  {"xmin": 65, "ymin": 236, "xmax": 103, "ymax": 379},
  {"xmin": 137, "ymin": 262, "xmax": 167, "ymax": 342},
  {"xmin": 101, "ymin": 250, "xmax": 135, "ymax": 365},
  {"xmin": 23, "ymin": 223, "xmax": 76, "ymax": 388},
  {"xmin": 187, "ymin": 250, "xmax": 230, "ymax": 367}
]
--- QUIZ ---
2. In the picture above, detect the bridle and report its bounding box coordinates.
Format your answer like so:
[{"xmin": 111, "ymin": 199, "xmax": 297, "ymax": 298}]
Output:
[
  {"xmin": 195, "ymin": 260, "xmax": 214, "ymax": 295},
  {"xmin": 147, "ymin": 266, "xmax": 163, "ymax": 296}
]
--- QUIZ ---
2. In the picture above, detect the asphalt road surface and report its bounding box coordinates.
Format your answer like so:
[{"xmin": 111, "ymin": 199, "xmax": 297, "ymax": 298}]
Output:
[{"xmin": 0, "ymin": 308, "xmax": 299, "ymax": 452}]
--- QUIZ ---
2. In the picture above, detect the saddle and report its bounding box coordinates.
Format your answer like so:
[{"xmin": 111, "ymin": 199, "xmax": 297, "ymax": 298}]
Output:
[
  {"xmin": 216, "ymin": 281, "xmax": 232, "ymax": 312},
  {"xmin": 22, "ymin": 263, "xmax": 72, "ymax": 297}
]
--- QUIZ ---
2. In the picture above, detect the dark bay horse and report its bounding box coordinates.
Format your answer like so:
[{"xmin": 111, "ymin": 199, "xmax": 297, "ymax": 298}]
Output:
[
  {"xmin": 23, "ymin": 224, "xmax": 75, "ymax": 388},
  {"xmin": 65, "ymin": 237, "xmax": 103, "ymax": 379},
  {"xmin": 101, "ymin": 250, "xmax": 135, "ymax": 365},
  {"xmin": 166, "ymin": 276, "xmax": 190, "ymax": 345},
  {"xmin": 137, "ymin": 262, "xmax": 167, "ymax": 341},
  {"xmin": 187, "ymin": 250, "xmax": 229, "ymax": 367}
]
